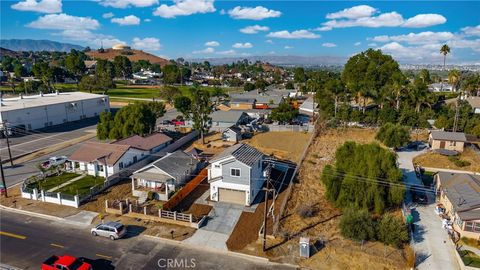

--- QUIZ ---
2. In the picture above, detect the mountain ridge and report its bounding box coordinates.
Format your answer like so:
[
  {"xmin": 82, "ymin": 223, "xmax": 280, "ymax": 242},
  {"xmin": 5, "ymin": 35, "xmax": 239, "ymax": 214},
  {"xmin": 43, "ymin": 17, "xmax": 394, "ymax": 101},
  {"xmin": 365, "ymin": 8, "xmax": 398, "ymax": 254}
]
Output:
[{"xmin": 0, "ymin": 39, "xmax": 84, "ymax": 52}]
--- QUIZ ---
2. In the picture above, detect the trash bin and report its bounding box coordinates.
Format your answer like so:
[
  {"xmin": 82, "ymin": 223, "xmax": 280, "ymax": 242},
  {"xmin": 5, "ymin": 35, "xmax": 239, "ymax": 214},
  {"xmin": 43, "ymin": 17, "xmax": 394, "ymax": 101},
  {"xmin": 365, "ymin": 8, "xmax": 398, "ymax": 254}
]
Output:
[{"xmin": 299, "ymin": 237, "xmax": 310, "ymax": 258}]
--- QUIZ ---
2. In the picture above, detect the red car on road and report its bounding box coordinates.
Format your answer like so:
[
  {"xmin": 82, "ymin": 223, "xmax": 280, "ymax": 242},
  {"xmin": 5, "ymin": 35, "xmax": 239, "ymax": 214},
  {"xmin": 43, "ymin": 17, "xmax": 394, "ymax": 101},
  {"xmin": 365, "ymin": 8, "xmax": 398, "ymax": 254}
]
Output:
[
  {"xmin": 171, "ymin": 119, "xmax": 185, "ymax": 126},
  {"xmin": 41, "ymin": 255, "xmax": 92, "ymax": 270}
]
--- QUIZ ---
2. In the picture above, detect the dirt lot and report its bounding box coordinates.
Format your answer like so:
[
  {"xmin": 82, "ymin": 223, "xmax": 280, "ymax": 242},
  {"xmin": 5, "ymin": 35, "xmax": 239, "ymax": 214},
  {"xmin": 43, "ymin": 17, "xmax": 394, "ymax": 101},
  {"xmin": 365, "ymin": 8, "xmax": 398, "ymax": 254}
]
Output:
[
  {"xmin": 245, "ymin": 131, "xmax": 311, "ymax": 163},
  {"xmin": 413, "ymin": 147, "xmax": 480, "ymax": 172},
  {"xmin": 239, "ymin": 128, "xmax": 410, "ymax": 269}
]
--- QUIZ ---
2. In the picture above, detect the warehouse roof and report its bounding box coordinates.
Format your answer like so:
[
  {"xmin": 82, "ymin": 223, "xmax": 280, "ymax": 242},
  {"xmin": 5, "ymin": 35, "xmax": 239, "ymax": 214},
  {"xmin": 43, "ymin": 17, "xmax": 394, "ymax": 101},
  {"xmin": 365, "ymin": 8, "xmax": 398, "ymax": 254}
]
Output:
[{"xmin": 0, "ymin": 92, "xmax": 108, "ymax": 112}]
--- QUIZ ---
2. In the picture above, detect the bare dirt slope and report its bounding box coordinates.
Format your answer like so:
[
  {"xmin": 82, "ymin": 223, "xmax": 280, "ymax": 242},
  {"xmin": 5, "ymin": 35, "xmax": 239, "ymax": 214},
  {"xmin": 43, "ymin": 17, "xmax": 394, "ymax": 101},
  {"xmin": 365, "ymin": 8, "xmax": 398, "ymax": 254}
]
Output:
[{"xmin": 86, "ymin": 49, "xmax": 169, "ymax": 66}]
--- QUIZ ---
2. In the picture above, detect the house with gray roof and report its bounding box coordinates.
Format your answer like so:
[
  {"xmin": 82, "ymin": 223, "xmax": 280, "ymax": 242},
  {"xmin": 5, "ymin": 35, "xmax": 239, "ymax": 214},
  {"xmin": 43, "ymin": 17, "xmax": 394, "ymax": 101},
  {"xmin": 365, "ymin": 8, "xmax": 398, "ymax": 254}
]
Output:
[
  {"xmin": 210, "ymin": 110, "xmax": 250, "ymax": 130},
  {"xmin": 131, "ymin": 150, "xmax": 200, "ymax": 201},
  {"xmin": 435, "ymin": 172, "xmax": 480, "ymax": 238},
  {"xmin": 208, "ymin": 143, "xmax": 265, "ymax": 205},
  {"xmin": 222, "ymin": 125, "xmax": 242, "ymax": 142},
  {"xmin": 429, "ymin": 130, "xmax": 467, "ymax": 152}
]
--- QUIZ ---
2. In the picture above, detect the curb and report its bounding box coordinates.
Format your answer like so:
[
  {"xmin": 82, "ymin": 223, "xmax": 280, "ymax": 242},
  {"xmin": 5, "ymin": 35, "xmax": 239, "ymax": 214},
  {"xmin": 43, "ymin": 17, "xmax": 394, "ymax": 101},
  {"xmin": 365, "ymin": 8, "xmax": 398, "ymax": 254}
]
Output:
[
  {"xmin": 0, "ymin": 204, "xmax": 90, "ymax": 228},
  {"xmin": 142, "ymin": 234, "xmax": 298, "ymax": 268}
]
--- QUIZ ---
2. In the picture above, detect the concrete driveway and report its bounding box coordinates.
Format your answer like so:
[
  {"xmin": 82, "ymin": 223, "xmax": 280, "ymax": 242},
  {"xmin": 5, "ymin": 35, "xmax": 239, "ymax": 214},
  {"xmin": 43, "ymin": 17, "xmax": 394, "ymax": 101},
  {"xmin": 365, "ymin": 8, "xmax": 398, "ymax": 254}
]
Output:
[
  {"xmin": 397, "ymin": 149, "xmax": 460, "ymax": 270},
  {"xmin": 184, "ymin": 202, "xmax": 243, "ymax": 251}
]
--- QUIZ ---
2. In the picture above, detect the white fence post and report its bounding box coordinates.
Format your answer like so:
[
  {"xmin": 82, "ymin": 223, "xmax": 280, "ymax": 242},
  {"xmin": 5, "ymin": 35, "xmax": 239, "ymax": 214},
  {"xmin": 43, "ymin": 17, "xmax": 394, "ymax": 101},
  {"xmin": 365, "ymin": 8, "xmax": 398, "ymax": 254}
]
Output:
[
  {"xmin": 189, "ymin": 214, "xmax": 193, "ymax": 223},
  {"xmin": 173, "ymin": 211, "xmax": 177, "ymax": 221},
  {"xmin": 158, "ymin": 209, "xmax": 162, "ymax": 217},
  {"xmin": 119, "ymin": 202, "xmax": 123, "ymax": 213},
  {"xmin": 33, "ymin": 188, "xmax": 38, "ymax": 200},
  {"xmin": 74, "ymin": 195, "xmax": 79, "ymax": 207},
  {"xmin": 105, "ymin": 200, "xmax": 108, "ymax": 210},
  {"xmin": 57, "ymin": 193, "xmax": 61, "ymax": 204},
  {"xmin": 143, "ymin": 206, "xmax": 147, "ymax": 215},
  {"xmin": 129, "ymin": 204, "xmax": 132, "ymax": 212},
  {"xmin": 41, "ymin": 190, "xmax": 46, "ymax": 202}
]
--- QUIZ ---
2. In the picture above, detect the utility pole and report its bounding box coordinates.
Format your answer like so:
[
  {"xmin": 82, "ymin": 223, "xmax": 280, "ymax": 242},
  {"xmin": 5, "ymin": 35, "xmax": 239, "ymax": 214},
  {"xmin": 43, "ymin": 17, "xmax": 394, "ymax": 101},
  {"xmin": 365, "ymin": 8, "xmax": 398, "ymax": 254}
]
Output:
[
  {"xmin": 0, "ymin": 154, "xmax": 7, "ymax": 197},
  {"xmin": 3, "ymin": 121, "xmax": 14, "ymax": 166},
  {"xmin": 263, "ymin": 161, "xmax": 273, "ymax": 252}
]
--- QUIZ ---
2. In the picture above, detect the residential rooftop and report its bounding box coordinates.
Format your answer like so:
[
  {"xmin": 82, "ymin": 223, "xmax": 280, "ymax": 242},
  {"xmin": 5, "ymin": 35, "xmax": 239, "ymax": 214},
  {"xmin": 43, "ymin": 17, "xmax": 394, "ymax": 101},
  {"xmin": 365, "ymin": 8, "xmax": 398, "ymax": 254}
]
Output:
[
  {"xmin": 466, "ymin": 96, "xmax": 480, "ymax": 108},
  {"xmin": 210, "ymin": 110, "xmax": 247, "ymax": 123},
  {"xmin": 437, "ymin": 171, "xmax": 480, "ymax": 220},
  {"xmin": 0, "ymin": 91, "xmax": 108, "ymax": 111},
  {"xmin": 112, "ymin": 133, "xmax": 172, "ymax": 151},
  {"xmin": 152, "ymin": 150, "xmax": 199, "ymax": 179},
  {"xmin": 430, "ymin": 130, "xmax": 467, "ymax": 142},
  {"xmin": 68, "ymin": 141, "xmax": 130, "ymax": 166},
  {"xmin": 211, "ymin": 143, "xmax": 264, "ymax": 167}
]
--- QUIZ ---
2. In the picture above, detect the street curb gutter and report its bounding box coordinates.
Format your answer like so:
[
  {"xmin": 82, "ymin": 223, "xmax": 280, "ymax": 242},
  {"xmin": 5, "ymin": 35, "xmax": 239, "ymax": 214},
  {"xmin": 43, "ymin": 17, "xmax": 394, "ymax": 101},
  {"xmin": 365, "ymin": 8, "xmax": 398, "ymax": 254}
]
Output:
[
  {"xmin": 0, "ymin": 204, "xmax": 90, "ymax": 228},
  {"xmin": 142, "ymin": 234, "xmax": 298, "ymax": 269}
]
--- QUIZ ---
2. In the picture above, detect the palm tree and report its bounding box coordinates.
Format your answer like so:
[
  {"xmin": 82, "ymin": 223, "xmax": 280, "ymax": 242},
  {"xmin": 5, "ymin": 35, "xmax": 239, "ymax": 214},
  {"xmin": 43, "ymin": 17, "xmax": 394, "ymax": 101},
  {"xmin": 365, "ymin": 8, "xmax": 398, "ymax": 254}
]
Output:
[
  {"xmin": 440, "ymin": 44, "xmax": 451, "ymax": 70},
  {"xmin": 448, "ymin": 69, "xmax": 461, "ymax": 92}
]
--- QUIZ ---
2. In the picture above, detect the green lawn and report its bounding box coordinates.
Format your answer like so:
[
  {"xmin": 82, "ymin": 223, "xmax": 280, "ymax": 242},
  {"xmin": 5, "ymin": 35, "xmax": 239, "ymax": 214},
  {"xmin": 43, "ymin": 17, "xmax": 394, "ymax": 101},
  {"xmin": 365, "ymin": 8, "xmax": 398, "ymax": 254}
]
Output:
[
  {"xmin": 56, "ymin": 175, "xmax": 105, "ymax": 196},
  {"xmin": 27, "ymin": 173, "xmax": 79, "ymax": 191},
  {"xmin": 459, "ymin": 250, "xmax": 480, "ymax": 268}
]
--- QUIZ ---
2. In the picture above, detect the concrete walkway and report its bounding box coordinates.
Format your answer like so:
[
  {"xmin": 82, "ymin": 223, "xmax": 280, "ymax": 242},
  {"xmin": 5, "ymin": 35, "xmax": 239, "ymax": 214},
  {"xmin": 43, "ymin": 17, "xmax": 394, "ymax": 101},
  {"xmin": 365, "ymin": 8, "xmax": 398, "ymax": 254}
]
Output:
[
  {"xmin": 397, "ymin": 149, "xmax": 460, "ymax": 270},
  {"xmin": 184, "ymin": 202, "xmax": 243, "ymax": 251},
  {"xmin": 47, "ymin": 174, "xmax": 86, "ymax": 192}
]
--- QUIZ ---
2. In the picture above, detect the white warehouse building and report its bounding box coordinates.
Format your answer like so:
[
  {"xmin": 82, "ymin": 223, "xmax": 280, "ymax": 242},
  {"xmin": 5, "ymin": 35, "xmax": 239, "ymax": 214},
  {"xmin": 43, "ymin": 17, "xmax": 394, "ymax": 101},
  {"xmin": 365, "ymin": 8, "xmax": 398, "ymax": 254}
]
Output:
[{"xmin": 0, "ymin": 91, "xmax": 110, "ymax": 130}]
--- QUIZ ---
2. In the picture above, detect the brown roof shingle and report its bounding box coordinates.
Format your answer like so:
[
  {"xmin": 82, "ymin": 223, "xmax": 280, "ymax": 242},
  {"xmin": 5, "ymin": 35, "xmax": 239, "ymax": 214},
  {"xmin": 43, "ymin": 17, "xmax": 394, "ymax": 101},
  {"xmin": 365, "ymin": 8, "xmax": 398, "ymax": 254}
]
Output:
[
  {"xmin": 112, "ymin": 133, "xmax": 172, "ymax": 151},
  {"xmin": 69, "ymin": 142, "xmax": 130, "ymax": 166}
]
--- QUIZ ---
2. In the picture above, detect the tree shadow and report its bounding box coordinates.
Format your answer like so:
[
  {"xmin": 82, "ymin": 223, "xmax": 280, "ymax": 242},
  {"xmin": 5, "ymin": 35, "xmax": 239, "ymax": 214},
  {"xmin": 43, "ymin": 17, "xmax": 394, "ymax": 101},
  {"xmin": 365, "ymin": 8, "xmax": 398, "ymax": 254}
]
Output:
[
  {"xmin": 415, "ymin": 251, "xmax": 431, "ymax": 266},
  {"xmin": 123, "ymin": 225, "xmax": 146, "ymax": 239}
]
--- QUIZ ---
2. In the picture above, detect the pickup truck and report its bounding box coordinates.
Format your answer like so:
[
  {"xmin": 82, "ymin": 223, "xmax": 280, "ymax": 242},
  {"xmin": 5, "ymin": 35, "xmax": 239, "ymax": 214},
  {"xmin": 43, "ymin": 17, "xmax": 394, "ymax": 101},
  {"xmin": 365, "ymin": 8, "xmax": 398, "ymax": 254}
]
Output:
[{"xmin": 41, "ymin": 255, "xmax": 92, "ymax": 270}]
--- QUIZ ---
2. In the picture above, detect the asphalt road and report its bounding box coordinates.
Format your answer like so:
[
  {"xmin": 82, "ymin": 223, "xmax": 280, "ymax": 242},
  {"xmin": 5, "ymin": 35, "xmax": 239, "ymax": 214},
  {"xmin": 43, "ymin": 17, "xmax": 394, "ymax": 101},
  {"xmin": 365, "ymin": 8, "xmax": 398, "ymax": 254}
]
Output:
[
  {"xmin": 0, "ymin": 118, "xmax": 98, "ymax": 161},
  {"xmin": 0, "ymin": 210, "xmax": 293, "ymax": 270}
]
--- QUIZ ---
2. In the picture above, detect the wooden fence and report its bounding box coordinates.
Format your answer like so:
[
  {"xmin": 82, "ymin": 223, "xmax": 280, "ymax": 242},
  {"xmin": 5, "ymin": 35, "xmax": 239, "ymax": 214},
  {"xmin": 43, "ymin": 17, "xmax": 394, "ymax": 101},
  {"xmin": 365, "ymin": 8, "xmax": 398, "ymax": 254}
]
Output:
[{"xmin": 162, "ymin": 169, "xmax": 208, "ymax": 211}]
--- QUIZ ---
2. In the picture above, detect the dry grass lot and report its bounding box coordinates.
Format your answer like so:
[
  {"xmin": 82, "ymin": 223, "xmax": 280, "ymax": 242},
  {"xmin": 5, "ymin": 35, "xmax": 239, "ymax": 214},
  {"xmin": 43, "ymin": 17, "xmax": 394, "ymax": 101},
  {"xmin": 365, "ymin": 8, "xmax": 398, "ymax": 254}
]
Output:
[
  {"xmin": 260, "ymin": 128, "xmax": 411, "ymax": 269},
  {"xmin": 413, "ymin": 147, "xmax": 480, "ymax": 172},
  {"xmin": 245, "ymin": 131, "xmax": 311, "ymax": 163}
]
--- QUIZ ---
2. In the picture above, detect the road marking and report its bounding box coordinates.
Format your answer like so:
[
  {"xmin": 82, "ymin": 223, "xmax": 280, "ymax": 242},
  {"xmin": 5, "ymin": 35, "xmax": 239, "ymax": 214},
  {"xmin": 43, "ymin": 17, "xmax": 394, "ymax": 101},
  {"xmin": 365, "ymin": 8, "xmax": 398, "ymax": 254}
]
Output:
[
  {"xmin": 50, "ymin": 243, "xmax": 64, "ymax": 248},
  {"xmin": 0, "ymin": 231, "xmax": 27, "ymax": 240},
  {"xmin": 95, "ymin": 253, "xmax": 112, "ymax": 259}
]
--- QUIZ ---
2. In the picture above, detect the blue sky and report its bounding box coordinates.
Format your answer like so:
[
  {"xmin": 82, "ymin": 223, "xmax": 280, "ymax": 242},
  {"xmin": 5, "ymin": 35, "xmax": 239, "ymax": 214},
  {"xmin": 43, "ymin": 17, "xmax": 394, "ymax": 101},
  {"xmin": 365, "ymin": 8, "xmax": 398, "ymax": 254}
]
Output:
[{"xmin": 1, "ymin": 0, "xmax": 480, "ymax": 64}]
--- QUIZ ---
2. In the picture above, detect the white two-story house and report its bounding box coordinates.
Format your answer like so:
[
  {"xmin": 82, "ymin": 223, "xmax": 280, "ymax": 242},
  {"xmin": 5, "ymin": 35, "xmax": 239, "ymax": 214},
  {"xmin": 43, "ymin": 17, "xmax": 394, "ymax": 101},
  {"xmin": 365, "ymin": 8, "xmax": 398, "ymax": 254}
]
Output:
[{"xmin": 208, "ymin": 143, "xmax": 265, "ymax": 206}]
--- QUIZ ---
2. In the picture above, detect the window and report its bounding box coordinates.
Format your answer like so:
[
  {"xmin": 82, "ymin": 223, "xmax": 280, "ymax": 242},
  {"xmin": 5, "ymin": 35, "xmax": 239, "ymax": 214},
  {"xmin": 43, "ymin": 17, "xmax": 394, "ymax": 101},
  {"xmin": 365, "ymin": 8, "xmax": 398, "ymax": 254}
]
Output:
[
  {"xmin": 97, "ymin": 164, "xmax": 104, "ymax": 172},
  {"xmin": 465, "ymin": 221, "xmax": 474, "ymax": 232},
  {"xmin": 474, "ymin": 222, "xmax": 480, "ymax": 232},
  {"xmin": 214, "ymin": 164, "xmax": 220, "ymax": 168},
  {"xmin": 231, "ymin": 168, "xmax": 240, "ymax": 177}
]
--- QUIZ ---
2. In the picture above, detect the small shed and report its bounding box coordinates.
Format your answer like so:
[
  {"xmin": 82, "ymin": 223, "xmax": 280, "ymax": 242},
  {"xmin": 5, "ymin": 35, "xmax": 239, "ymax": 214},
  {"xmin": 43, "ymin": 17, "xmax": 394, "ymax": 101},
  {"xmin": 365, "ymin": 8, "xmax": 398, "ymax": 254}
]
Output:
[
  {"xmin": 222, "ymin": 125, "xmax": 242, "ymax": 142},
  {"xmin": 428, "ymin": 130, "xmax": 467, "ymax": 152}
]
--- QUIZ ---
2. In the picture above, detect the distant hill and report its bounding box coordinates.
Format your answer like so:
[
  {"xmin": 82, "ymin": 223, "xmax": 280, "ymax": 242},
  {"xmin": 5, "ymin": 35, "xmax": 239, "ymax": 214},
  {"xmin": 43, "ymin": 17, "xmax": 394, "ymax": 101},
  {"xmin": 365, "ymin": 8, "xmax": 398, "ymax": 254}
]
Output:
[
  {"xmin": 190, "ymin": 55, "xmax": 347, "ymax": 67},
  {"xmin": 0, "ymin": 47, "xmax": 21, "ymax": 58},
  {"xmin": 0, "ymin": 39, "xmax": 84, "ymax": 52},
  {"xmin": 86, "ymin": 48, "xmax": 170, "ymax": 67}
]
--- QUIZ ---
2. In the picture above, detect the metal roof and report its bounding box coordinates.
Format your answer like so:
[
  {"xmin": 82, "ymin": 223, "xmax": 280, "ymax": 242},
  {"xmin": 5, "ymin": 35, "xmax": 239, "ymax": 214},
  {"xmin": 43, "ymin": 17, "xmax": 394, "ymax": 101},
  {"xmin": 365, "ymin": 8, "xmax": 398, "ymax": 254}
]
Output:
[
  {"xmin": 430, "ymin": 130, "xmax": 467, "ymax": 142},
  {"xmin": 0, "ymin": 92, "xmax": 108, "ymax": 112},
  {"xmin": 210, "ymin": 143, "xmax": 264, "ymax": 167}
]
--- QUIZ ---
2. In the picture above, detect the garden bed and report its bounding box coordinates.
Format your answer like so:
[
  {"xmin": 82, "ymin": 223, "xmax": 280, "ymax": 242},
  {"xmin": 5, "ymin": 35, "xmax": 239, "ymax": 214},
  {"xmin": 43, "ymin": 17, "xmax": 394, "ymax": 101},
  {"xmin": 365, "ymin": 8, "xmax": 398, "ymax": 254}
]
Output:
[{"xmin": 459, "ymin": 250, "xmax": 480, "ymax": 268}]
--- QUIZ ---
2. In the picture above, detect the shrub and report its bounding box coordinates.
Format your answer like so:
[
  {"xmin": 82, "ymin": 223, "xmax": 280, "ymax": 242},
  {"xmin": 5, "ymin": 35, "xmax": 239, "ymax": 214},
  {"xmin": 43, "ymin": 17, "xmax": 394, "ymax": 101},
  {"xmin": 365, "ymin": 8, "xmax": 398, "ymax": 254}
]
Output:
[
  {"xmin": 448, "ymin": 156, "xmax": 471, "ymax": 167},
  {"xmin": 377, "ymin": 213, "xmax": 409, "ymax": 247},
  {"xmin": 147, "ymin": 191, "xmax": 155, "ymax": 201},
  {"xmin": 339, "ymin": 208, "xmax": 376, "ymax": 241},
  {"xmin": 375, "ymin": 123, "xmax": 410, "ymax": 149},
  {"xmin": 296, "ymin": 204, "xmax": 318, "ymax": 219}
]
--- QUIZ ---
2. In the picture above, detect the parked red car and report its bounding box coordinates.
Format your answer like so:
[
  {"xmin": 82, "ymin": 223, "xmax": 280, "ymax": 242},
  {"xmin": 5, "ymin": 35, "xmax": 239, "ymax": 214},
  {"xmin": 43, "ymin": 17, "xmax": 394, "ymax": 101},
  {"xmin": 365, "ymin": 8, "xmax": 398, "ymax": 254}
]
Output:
[
  {"xmin": 171, "ymin": 119, "xmax": 185, "ymax": 126},
  {"xmin": 41, "ymin": 255, "xmax": 92, "ymax": 270}
]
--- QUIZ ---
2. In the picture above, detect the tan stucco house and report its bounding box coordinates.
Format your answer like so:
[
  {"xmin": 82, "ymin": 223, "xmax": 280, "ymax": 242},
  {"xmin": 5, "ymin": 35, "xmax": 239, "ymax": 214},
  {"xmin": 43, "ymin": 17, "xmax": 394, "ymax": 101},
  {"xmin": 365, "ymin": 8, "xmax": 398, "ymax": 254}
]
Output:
[
  {"xmin": 428, "ymin": 130, "xmax": 467, "ymax": 152},
  {"xmin": 435, "ymin": 172, "xmax": 480, "ymax": 239}
]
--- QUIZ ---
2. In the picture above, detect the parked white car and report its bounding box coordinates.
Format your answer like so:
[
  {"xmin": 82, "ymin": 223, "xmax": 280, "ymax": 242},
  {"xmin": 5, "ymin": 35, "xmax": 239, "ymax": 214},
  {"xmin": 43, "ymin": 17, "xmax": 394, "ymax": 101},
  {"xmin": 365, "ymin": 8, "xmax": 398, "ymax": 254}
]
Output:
[
  {"xmin": 41, "ymin": 156, "xmax": 68, "ymax": 169},
  {"xmin": 91, "ymin": 222, "xmax": 127, "ymax": 240}
]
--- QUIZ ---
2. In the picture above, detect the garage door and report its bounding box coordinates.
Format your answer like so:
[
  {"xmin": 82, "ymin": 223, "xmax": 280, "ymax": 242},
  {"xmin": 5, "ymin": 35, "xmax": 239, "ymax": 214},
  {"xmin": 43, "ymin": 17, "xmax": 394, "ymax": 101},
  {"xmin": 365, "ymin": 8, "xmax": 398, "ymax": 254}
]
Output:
[{"xmin": 218, "ymin": 188, "xmax": 245, "ymax": 205}]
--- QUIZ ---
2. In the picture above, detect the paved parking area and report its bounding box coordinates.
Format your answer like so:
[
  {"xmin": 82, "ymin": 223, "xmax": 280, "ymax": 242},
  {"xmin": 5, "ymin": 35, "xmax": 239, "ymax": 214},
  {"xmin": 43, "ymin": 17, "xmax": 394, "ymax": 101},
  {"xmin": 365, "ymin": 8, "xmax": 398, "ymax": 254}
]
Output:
[{"xmin": 184, "ymin": 202, "xmax": 243, "ymax": 251}]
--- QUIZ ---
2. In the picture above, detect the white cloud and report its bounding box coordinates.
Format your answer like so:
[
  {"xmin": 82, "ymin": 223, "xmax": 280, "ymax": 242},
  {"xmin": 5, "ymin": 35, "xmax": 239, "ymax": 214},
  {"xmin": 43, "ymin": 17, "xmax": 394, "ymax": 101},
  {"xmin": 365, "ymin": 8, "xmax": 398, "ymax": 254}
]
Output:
[
  {"xmin": 318, "ymin": 6, "xmax": 446, "ymax": 31},
  {"xmin": 368, "ymin": 43, "xmax": 377, "ymax": 47},
  {"xmin": 132, "ymin": 37, "xmax": 161, "ymax": 51},
  {"xmin": 403, "ymin": 14, "xmax": 446, "ymax": 28},
  {"xmin": 322, "ymin": 42, "xmax": 337, "ymax": 48},
  {"xmin": 144, "ymin": 18, "xmax": 151, "ymax": 22},
  {"xmin": 232, "ymin": 42, "xmax": 253, "ymax": 49},
  {"xmin": 228, "ymin": 6, "xmax": 281, "ymax": 20},
  {"xmin": 265, "ymin": 39, "xmax": 273, "ymax": 44},
  {"xmin": 11, "ymin": 0, "xmax": 61, "ymax": 13},
  {"xmin": 267, "ymin": 30, "xmax": 320, "ymax": 39},
  {"xmin": 326, "ymin": 5, "xmax": 377, "ymax": 19},
  {"xmin": 354, "ymin": 42, "xmax": 361, "ymax": 46},
  {"xmin": 370, "ymin": 31, "xmax": 454, "ymax": 44},
  {"xmin": 111, "ymin": 15, "xmax": 140, "ymax": 25},
  {"xmin": 98, "ymin": 0, "xmax": 158, "ymax": 8},
  {"xmin": 193, "ymin": 47, "xmax": 215, "ymax": 54},
  {"xmin": 102, "ymin": 12, "xmax": 114, "ymax": 19},
  {"xmin": 240, "ymin": 25, "xmax": 269, "ymax": 34},
  {"xmin": 27, "ymin": 13, "xmax": 99, "ymax": 30},
  {"xmin": 53, "ymin": 29, "xmax": 125, "ymax": 48},
  {"xmin": 462, "ymin": 25, "xmax": 480, "ymax": 36},
  {"xmin": 284, "ymin": 45, "xmax": 293, "ymax": 49},
  {"xmin": 217, "ymin": 49, "xmax": 237, "ymax": 55},
  {"xmin": 153, "ymin": 0, "xmax": 215, "ymax": 18},
  {"xmin": 204, "ymin": 41, "xmax": 219, "ymax": 47}
]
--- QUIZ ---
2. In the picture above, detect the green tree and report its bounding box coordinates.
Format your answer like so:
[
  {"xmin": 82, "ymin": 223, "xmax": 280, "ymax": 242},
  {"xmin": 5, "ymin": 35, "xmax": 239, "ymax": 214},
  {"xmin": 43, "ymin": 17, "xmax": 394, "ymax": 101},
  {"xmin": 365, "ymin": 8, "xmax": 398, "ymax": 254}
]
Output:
[
  {"xmin": 107, "ymin": 102, "xmax": 158, "ymax": 140},
  {"xmin": 285, "ymin": 81, "xmax": 294, "ymax": 89},
  {"xmin": 255, "ymin": 78, "xmax": 267, "ymax": 91},
  {"xmin": 174, "ymin": 96, "xmax": 192, "ymax": 118},
  {"xmin": 64, "ymin": 49, "xmax": 86, "ymax": 85},
  {"xmin": 375, "ymin": 123, "xmax": 410, "ymax": 149},
  {"xmin": 113, "ymin": 55, "xmax": 132, "ymax": 81},
  {"xmin": 96, "ymin": 111, "xmax": 113, "ymax": 140},
  {"xmin": 339, "ymin": 208, "xmax": 376, "ymax": 241},
  {"xmin": 159, "ymin": 85, "xmax": 180, "ymax": 104},
  {"xmin": 294, "ymin": 67, "xmax": 306, "ymax": 83},
  {"xmin": 418, "ymin": 69, "xmax": 431, "ymax": 84},
  {"xmin": 377, "ymin": 214, "xmax": 408, "ymax": 247},
  {"xmin": 440, "ymin": 44, "xmax": 451, "ymax": 71},
  {"xmin": 244, "ymin": 82, "xmax": 255, "ymax": 92},
  {"xmin": 189, "ymin": 88, "xmax": 212, "ymax": 144},
  {"xmin": 270, "ymin": 103, "xmax": 298, "ymax": 123},
  {"xmin": 78, "ymin": 75, "xmax": 97, "ymax": 93},
  {"xmin": 163, "ymin": 64, "xmax": 181, "ymax": 84}
]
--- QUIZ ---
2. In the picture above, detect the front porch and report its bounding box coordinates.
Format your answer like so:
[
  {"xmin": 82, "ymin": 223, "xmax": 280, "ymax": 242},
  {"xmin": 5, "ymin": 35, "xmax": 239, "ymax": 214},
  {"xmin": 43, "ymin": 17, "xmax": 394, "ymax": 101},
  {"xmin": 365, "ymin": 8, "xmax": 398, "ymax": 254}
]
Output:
[{"xmin": 131, "ymin": 176, "xmax": 174, "ymax": 201}]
